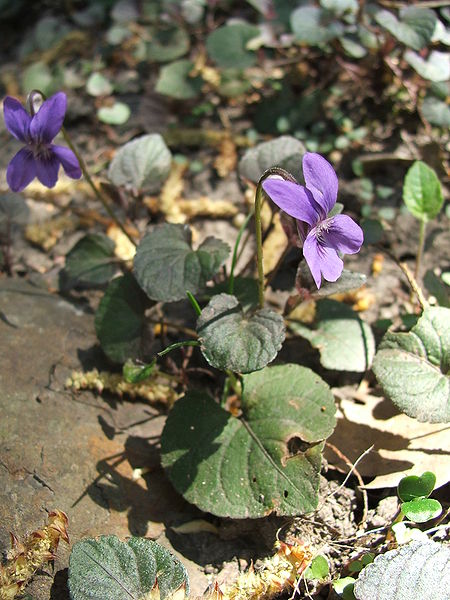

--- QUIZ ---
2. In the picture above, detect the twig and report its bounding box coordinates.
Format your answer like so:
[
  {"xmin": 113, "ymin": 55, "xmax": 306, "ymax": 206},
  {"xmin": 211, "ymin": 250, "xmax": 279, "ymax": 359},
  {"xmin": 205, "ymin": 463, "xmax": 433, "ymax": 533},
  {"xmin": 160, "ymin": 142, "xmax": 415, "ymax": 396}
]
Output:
[
  {"xmin": 324, "ymin": 443, "xmax": 373, "ymax": 527},
  {"xmin": 399, "ymin": 261, "xmax": 429, "ymax": 311}
]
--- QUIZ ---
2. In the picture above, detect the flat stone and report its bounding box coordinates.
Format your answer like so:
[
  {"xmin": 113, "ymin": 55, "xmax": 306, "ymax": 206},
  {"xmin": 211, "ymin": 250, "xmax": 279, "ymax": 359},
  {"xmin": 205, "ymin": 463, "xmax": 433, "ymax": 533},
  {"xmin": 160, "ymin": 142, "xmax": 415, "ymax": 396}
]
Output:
[{"xmin": 0, "ymin": 278, "xmax": 209, "ymax": 598}]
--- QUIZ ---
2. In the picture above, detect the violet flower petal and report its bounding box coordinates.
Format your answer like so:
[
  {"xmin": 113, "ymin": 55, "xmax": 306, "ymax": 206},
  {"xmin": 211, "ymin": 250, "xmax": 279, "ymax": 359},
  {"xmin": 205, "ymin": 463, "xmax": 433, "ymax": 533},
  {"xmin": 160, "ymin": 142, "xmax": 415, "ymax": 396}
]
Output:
[
  {"xmin": 52, "ymin": 145, "xmax": 82, "ymax": 179},
  {"xmin": 29, "ymin": 92, "xmax": 67, "ymax": 144},
  {"xmin": 35, "ymin": 154, "xmax": 60, "ymax": 188},
  {"xmin": 262, "ymin": 179, "xmax": 319, "ymax": 225},
  {"xmin": 302, "ymin": 152, "xmax": 338, "ymax": 217},
  {"xmin": 6, "ymin": 147, "xmax": 36, "ymax": 192},
  {"xmin": 303, "ymin": 230, "xmax": 344, "ymax": 288},
  {"xmin": 3, "ymin": 97, "xmax": 31, "ymax": 142},
  {"xmin": 323, "ymin": 214, "xmax": 364, "ymax": 254}
]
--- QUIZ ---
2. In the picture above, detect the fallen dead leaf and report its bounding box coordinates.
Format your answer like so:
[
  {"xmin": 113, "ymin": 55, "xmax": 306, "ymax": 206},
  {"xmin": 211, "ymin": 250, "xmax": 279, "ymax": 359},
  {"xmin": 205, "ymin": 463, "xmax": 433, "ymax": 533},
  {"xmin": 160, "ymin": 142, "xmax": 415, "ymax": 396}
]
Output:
[
  {"xmin": 214, "ymin": 135, "xmax": 237, "ymax": 178},
  {"xmin": 159, "ymin": 161, "xmax": 188, "ymax": 223},
  {"xmin": 326, "ymin": 392, "xmax": 450, "ymax": 490},
  {"xmin": 25, "ymin": 213, "xmax": 79, "ymax": 251},
  {"xmin": 263, "ymin": 212, "xmax": 287, "ymax": 276},
  {"xmin": 107, "ymin": 223, "xmax": 136, "ymax": 261}
]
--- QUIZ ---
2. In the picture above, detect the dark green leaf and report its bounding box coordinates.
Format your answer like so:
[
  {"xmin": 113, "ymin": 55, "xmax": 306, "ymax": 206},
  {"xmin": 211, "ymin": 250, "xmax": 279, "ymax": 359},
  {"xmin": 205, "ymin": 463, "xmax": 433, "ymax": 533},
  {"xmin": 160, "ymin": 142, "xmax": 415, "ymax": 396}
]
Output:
[
  {"xmin": 156, "ymin": 60, "xmax": 203, "ymax": 99},
  {"xmin": 403, "ymin": 161, "xmax": 444, "ymax": 221},
  {"xmin": 146, "ymin": 26, "xmax": 189, "ymax": 62},
  {"xmin": 398, "ymin": 471, "xmax": 436, "ymax": 501},
  {"xmin": 65, "ymin": 234, "xmax": 117, "ymax": 287},
  {"xmin": 401, "ymin": 498, "xmax": 442, "ymax": 523},
  {"xmin": 372, "ymin": 307, "xmax": 450, "ymax": 423},
  {"xmin": 210, "ymin": 277, "xmax": 259, "ymax": 311},
  {"xmin": 288, "ymin": 299, "xmax": 375, "ymax": 372},
  {"xmin": 134, "ymin": 224, "xmax": 230, "ymax": 302},
  {"xmin": 0, "ymin": 193, "xmax": 30, "ymax": 229},
  {"xmin": 161, "ymin": 364, "xmax": 336, "ymax": 518},
  {"xmin": 206, "ymin": 23, "xmax": 260, "ymax": 69},
  {"xmin": 95, "ymin": 274, "xmax": 149, "ymax": 363},
  {"xmin": 197, "ymin": 294, "xmax": 285, "ymax": 373},
  {"xmin": 296, "ymin": 262, "xmax": 367, "ymax": 298},
  {"xmin": 361, "ymin": 218, "xmax": 384, "ymax": 245},
  {"xmin": 68, "ymin": 535, "xmax": 189, "ymax": 600},
  {"xmin": 108, "ymin": 134, "xmax": 172, "ymax": 192},
  {"xmin": 354, "ymin": 540, "xmax": 450, "ymax": 600},
  {"xmin": 423, "ymin": 270, "xmax": 450, "ymax": 308}
]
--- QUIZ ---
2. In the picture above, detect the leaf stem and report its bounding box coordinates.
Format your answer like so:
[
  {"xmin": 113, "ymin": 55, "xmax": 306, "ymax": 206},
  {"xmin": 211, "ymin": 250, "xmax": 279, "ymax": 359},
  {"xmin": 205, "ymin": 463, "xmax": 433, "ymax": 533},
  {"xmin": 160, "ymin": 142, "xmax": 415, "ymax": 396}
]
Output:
[
  {"xmin": 228, "ymin": 212, "xmax": 253, "ymax": 295},
  {"xmin": 414, "ymin": 218, "xmax": 426, "ymax": 281},
  {"xmin": 255, "ymin": 167, "xmax": 297, "ymax": 309},
  {"xmin": 186, "ymin": 291, "xmax": 202, "ymax": 316},
  {"xmin": 61, "ymin": 127, "xmax": 137, "ymax": 247}
]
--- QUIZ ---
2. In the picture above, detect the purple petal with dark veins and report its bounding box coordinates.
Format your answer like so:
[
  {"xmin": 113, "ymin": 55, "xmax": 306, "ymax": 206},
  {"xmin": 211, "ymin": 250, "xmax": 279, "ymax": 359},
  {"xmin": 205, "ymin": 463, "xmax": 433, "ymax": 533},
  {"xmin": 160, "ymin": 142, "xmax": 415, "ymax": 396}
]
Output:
[
  {"xmin": 29, "ymin": 92, "xmax": 67, "ymax": 144},
  {"xmin": 262, "ymin": 178, "xmax": 319, "ymax": 225},
  {"xmin": 52, "ymin": 145, "xmax": 81, "ymax": 179},
  {"xmin": 302, "ymin": 152, "xmax": 338, "ymax": 217},
  {"xmin": 6, "ymin": 147, "xmax": 36, "ymax": 192},
  {"xmin": 322, "ymin": 214, "xmax": 364, "ymax": 254},
  {"xmin": 303, "ymin": 229, "xmax": 343, "ymax": 289},
  {"xmin": 35, "ymin": 154, "xmax": 60, "ymax": 188},
  {"xmin": 3, "ymin": 97, "xmax": 31, "ymax": 142}
]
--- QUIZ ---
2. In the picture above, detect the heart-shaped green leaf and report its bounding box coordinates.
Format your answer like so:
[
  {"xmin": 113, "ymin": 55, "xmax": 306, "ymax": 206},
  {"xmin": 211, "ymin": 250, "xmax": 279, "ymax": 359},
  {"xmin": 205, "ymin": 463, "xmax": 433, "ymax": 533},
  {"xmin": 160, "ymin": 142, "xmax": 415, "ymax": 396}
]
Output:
[
  {"xmin": 374, "ymin": 7, "xmax": 436, "ymax": 50},
  {"xmin": 68, "ymin": 535, "xmax": 189, "ymax": 600},
  {"xmin": 64, "ymin": 233, "xmax": 117, "ymax": 288},
  {"xmin": 206, "ymin": 23, "xmax": 260, "ymax": 69},
  {"xmin": 108, "ymin": 133, "xmax": 172, "ymax": 192},
  {"xmin": 288, "ymin": 299, "xmax": 375, "ymax": 372},
  {"xmin": 398, "ymin": 471, "xmax": 436, "ymax": 502},
  {"xmin": 134, "ymin": 224, "xmax": 230, "ymax": 302},
  {"xmin": 354, "ymin": 540, "xmax": 450, "ymax": 600},
  {"xmin": 146, "ymin": 25, "xmax": 189, "ymax": 62},
  {"xmin": 403, "ymin": 161, "xmax": 444, "ymax": 222},
  {"xmin": 238, "ymin": 136, "xmax": 306, "ymax": 183},
  {"xmin": 97, "ymin": 102, "xmax": 130, "ymax": 125},
  {"xmin": 401, "ymin": 498, "xmax": 442, "ymax": 523},
  {"xmin": 291, "ymin": 6, "xmax": 343, "ymax": 45},
  {"xmin": 372, "ymin": 307, "xmax": 450, "ymax": 423},
  {"xmin": 161, "ymin": 364, "xmax": 336, "ymax": 518},
  {"xmin": 404, "ymin": 50, "xmax": 450, "ymax": 82},
  {"xmin": 155, "ymin": 59, "xmax": 203, "ymax": 100},
  {"xmin": 95, "ymin": 273, "xmax": 150, "ymax": 363},
  {"xmin": 197, "ymin": 294, "xmax": 285, "ymax": 373}
]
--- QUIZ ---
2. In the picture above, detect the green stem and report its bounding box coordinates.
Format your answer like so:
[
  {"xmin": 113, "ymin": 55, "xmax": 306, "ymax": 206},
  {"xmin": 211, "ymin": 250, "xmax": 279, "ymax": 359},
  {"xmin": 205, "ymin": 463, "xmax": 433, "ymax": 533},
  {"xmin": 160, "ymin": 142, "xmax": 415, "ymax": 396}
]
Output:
[
  {"xmin": 186, "ymin": 291, "xmax": 202, "ymax": 316},
  {"xmin": 414, "ymin": 218, "xmax": 426, "ymax": 281},
  {"xmin": 123, "ymin": 340, "xmax": 200, "ymax": 383},
  {"xmin": 228, "ymin": 212, "xmax": 253, "ymax": 295},
  {"xmin": 156, "ymin": 340, "xmax": 200, "ymax": 358},
  {"xmin": 61, "ymin": 127, "xmax": 137, "ymax": 247},
  {"xmin": 254, "ymin": 167, "xmax": 297, "ymax": 309}
]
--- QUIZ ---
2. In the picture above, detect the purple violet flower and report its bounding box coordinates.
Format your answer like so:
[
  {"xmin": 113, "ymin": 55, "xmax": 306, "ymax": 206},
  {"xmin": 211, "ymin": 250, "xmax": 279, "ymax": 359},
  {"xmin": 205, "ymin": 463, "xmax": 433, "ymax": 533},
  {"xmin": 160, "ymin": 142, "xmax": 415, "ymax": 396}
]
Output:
[
  {"xmin": 262, "ymin": 152, "xmax": 363, "ymax": 289},
  {"xmin": 3, "ymin": 92, "xmax": 81, "ymax": 192}
]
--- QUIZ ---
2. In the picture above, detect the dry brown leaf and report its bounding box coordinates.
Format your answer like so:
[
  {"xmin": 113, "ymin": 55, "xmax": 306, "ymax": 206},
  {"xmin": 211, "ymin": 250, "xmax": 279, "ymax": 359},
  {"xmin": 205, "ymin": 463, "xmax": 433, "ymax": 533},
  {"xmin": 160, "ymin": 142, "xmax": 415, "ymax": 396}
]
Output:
[
  {"xmin": 107, "ymin": 224, "xmax": 136, "ymax": 261},
  {"xmin": 287, "ymin": 299, "xmax": 316, "ymax": 324},
  {"xmin": 178, "ymin": 197, "xmax": 238, "ymax": 218},
  {"xmin": 214, "ymin": 135, "xmax": 237, "ymax": 178},
  {"xmin": 263, "ymin": 212, "xmax": 287, "ymax": 276},
  {"xmin": 159, "ymin": 162, "xmax": 188, "ymax": 223},
  {"xmin": 326, "ymin": 393, "xmax": 450, "ymax": 490},
  {"xmin": 25, "ymin": 214, "xmax": 79, "ymax": 251}
]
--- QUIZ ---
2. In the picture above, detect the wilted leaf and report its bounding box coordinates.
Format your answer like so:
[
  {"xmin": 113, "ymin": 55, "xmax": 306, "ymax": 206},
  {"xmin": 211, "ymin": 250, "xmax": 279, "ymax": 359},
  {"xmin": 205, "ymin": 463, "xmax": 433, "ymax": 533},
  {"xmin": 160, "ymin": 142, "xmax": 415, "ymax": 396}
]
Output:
[
  {"xmin": 289, "ymin": 299, "xmax": 375, "ymax": 372},
  {"xmin": 108, "ymin": 133, "xmax": 172, "ymax": 192},
  {"xmin": 68, "ymin": 535, "xmax": 189, "ymax": 600},
  {"xmin": 354, "ymin": 540, "xmax": 450, "ymax": 600},
  {"xmin": 134, "ymin": 223, "xmax": 230, "ymax": 302},
  {"xmin": 206, "ymin": 23, "xmax": 260, "ymax": 69},
  {"xmin": 372, "ymin": 306, "xmax": 450, "ymax": 423},
  {"xmin": 161, "ymin": 364, "xmax": 336, "ymax": 518},
  {"xmin": 197, "ymin": 293, "xmax": 285, "ymax": 373}
]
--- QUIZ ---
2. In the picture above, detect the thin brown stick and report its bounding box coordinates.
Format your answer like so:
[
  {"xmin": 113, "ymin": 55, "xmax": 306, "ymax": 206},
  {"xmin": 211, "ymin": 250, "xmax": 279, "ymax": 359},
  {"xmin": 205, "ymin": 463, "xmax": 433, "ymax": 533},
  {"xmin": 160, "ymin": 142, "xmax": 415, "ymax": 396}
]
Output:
[{"xmin": 325, "ymin": 442, "xmax": 372, "ymax": 528}]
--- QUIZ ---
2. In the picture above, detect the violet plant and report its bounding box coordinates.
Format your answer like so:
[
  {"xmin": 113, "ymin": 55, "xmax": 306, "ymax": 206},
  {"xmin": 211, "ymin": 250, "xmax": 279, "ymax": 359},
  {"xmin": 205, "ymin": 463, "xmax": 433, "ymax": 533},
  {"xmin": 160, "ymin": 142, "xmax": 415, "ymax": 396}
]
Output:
[{"xmin": 4, "ymin": 90, "xmax": 447, "ymax": 524}]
